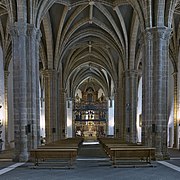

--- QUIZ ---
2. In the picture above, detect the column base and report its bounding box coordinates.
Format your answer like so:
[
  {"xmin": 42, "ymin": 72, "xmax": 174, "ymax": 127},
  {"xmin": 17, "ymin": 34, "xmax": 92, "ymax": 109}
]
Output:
[
  {"xmin": 13, "ymin": 152, "xmax": 28, "ymax": 162},
  {"xmin": 173, "ymin": 143, "xmax": 178, "ymax": 149},
  {"xmin": 155, "ymin": 152, "xmax": 170, "ymax": 160},
  {"xmin": 163, "ymin": 153, "xmax": 170, "ymax": 160},
  {"xmin": 5, "ymin": 142, "xmax": 11, "ymax": 150}
]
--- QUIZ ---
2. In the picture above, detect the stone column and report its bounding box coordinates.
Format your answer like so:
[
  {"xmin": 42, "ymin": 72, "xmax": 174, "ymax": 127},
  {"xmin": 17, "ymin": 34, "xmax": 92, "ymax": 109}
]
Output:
[
  {"xmin": 59, "ymin": 88, "xmax": 67, "ymax": 139},
  {"xmin": 124, "ymin": 70, "xmax": 138, "ymax": 143},
  {"xmin": 143, "ymin": 27, "xmax": 172, "ymax": 159},
  {"xmin": 173, "ymin": 72, "xmax": 178, "ymax": 148},
  {"xmin": 71, "ymin": 98, "xmax": 75, "ymax": 138},
  {"xmin": 58, "ymin": 63, "xmax": 66, "ymax": 139},
  {"xmin": 4, "ymin": 71, "xmax": 10, "ymax": 149},
  {"xmin": 35, "ymin": 30, "xmax": 41, "ymax": 146},
  {"xmin": 26, "ymin": 24, "xmax": 39, "ymax": 150},
  {"xmin": 142, "ymin": 30, "xmax": 153, "ymax": 148},
  {"xmin": 114, "ymin": 83, "xmax": 124, "ymax": 141},
  {"xmin": 108, "ymin": 97, "xmax": 114, "ymax": 136},
  {"xmin": 67, "ymin": 98, "xmax": 73, "ymax": 138},
  {"xmin": 114, "ymin": 86, "xmax": 120, "ymax": 138},
  {"xmin": 42, "ymin": 69, "xmax": 58, "ymax": 143},
  {"xmin": 9, "ymin": 22, "xmax": 28, "ymax": 162}
]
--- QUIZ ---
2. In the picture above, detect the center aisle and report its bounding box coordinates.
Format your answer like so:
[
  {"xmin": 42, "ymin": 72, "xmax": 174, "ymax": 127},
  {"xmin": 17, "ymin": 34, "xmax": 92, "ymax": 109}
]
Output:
[{"xmin": 76, "ymin": 141, "xmax": 111, "ymax": 167}]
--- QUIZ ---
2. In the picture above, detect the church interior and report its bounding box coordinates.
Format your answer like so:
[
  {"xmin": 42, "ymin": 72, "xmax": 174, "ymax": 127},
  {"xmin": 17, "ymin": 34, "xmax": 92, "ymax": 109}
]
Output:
[{"xmin": 1, "ymin": 0, "xmax": 180, "ymax": 178}]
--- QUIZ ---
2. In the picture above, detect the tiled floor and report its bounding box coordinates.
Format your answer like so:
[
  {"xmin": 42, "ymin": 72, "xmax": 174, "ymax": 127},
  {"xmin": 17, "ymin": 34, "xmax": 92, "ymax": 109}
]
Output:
[{"xmin": 0, "ymin": 143, "xmax": 180, "ymax": 180}]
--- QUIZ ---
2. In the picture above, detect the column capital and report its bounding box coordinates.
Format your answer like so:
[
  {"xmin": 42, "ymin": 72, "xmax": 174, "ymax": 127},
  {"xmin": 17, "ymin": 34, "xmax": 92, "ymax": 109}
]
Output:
[
  {"xmin": 41, "ymin": 69, "xmax": 58, "ymax": 77},
  {"xmin": 124, "ymin": 69, "xmax": 138, "ymax": 78},
  {"xmin": 4, "ymin": 70, "xmax": 10, "ymax": 77},
  {"xmin": 36, "ymin": 29, "xmax": 42, "ymax": 42},
  {"xmin": 144, "ymin": 27, "xmax": 172, "ymax": 41},
  {"xmin": 27, "ymin": 24, "xmax": 37, "ymax": 38},
  {"xmin": 67, "ymin": 97, "xmax": 72, "ymax": 101},
  {"xmin": 8, "ymin": 22, "xmax": 27, "ymax": 37},
  {"xmin": 27, "ymin": 24, "xmax": 41, "ymax": 43},
  {"xmin": 139, "ymin": 35, "xmax": 144, "ymax": 45},
  {"xmin": 172, "ymin": 71, "xmax": 178, "ymax": 76},
  {"xmin": 109, "ymin": 96, "xmax": 114, "ymax": 100},
  {"xmin": 60, "ymin": 88, "xmax": 67, "ymax": 94}
]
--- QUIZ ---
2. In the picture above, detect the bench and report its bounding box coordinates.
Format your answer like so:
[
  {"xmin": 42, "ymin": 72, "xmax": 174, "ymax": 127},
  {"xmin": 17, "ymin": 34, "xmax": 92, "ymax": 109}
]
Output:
[
  {"xmin": 109, "ymin": 147, "xmax": 155, "ymax": 166},
  {"xmin": 29, "ymin": 138, "xmax": 83, "ymax": 168},
  {"xmin": 37, "ymin": 145, "xmax": 79, "ymax": 149},
  {"xmin": 103, "ymin": 144, "xmax": 143, "ymax": 158},
  {"xmin": 98, "ymin": 138, "xmax": 124, "ymax": 145},
  {"xmin": 30, "ymin": 148, "xmax": 77, "ymax": 168},
  {"xmin": 51, "ymin": 138, "xmax": 83, "ymax": 146},
  {"xmin": 98, "ymin": 138, "xmax": 155, "ymax": 166}
]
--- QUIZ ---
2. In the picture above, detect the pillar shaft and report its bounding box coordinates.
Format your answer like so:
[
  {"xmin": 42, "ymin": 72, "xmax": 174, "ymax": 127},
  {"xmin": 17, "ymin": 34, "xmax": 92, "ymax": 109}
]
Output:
[
  {"xmin": 9, "ymin": 22, "xmax": 28, "ymax": 161},
  {"xmin": 142, "ymin": 30, "xmax": 153, "ymax": 147},
  {"xmin": 9, "ymin": 22, "xmax": 41, "ymax": 161},
  {"xmin": 4, "ymin": 71, "xmax": 10, "ymax": 149},
  {"xmin": 143, "ymin": 27, "xmax": 172, "ymax": 159},
  {"xmin": 59, "ymin": 88, "xmax": 67, "ymax": 139},
  {"xmin": 124, "ymin": 70, "xmax": 138, "ymax": 143},
  {"xmin": 42, "ymin": 70, "xmax": 58, "ymax": 143},
  {"xmin": 26, "ymin": 25, "xmax": 39, "ymax": 150},
  {"xmin": 36, "ymin": 30, "xmax": 41, "ymax": 146},
  {"xmin": 173, "ymin": 72, "xmax": 178, "ymax": 148},
  {"xmin": 114, "ymin": 81, "xmax": 124, "ymax": 141},
  {"xmin": 114, "ymin": 87, "xmax": 121, "ymax": 138},
  {"xmin": 58, "ymin": 64, "xmax": 66, "ymax": 139}
]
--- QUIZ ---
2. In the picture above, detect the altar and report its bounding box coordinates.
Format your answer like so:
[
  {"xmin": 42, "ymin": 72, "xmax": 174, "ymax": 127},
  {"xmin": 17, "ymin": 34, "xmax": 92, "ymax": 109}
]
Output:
[{"xmin": 83, "ymin": 131, "xmax": 97, "ymax": 141}]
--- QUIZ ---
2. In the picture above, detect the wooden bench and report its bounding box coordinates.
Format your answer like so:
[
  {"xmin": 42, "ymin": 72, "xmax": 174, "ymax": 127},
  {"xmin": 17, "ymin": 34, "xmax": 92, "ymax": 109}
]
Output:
[
  {"xmin": 98, "ymin": 138, "xmax": 124, "ymax": 145},
  {"xmin": 103, "ymin": 144, "xmax": 143, "ymax": 158},
  {"xmin": 29, "ymin": 138, "xmax": 83, "ymax": 168},
  {"xmin": 37, "ymin": 145, "xmax": 79, "ymax": 149},
  {"xmin": 38, "ymin": 143, "xmax": 79, "ymax": 150},
  {"xmin": 30, "ymin": 148, "xmax": 77, "ymax": 168},
  {"xmin": 109, "ymin": 147, "xmax": 155, "ymax": 166},
  {"xmin": 98, "ymin": 138, "xmax": 156, "ymax": 166},
  {"xmin": 51, "ymin": 138, "xmax": 83, "ymax": 146}
]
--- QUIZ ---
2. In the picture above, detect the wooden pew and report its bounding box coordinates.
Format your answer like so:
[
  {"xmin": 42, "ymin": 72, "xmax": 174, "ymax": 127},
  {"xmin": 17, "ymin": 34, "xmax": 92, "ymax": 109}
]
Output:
[
  {"xmin": 29, "ymin": 138, "xmax": 83, "ymax": 168},
  {"xmin": 109, "ymin": 147, "xmax": 155, "ymax": 166},
  {"xmin": 30, "ymin": 148, "xmax": 77, "ymax": 168},
  {"xmin": 38, "ymin": 145, "xmax": 79, "ymax": 149},
  {"xmin": 98, "ymin": 138, "xmax": 155, "ymax": 166},
  {"xmin": 103, "ymin": 144, "xmax": 143, "ymax": 158},
  {"xmin": 98, "ymin": 138, "xmax": 124, "ymax": 145},
  {"xmin": 51, "ymin": 138, "xmax": 83, "ymax": 146}
]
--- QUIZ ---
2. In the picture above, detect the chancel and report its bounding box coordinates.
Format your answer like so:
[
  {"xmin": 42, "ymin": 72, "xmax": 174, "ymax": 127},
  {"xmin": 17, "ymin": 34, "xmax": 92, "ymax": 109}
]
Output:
[{"xmin": 0, "ymin": 0, "xmax": 180, "ymax": 179}]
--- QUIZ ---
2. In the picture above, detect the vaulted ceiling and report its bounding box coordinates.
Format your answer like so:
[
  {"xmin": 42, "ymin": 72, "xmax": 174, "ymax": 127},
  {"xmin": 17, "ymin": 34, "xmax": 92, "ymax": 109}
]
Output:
[{"xmin": 39, "ymin": 1, "xmax": 140, "ymax": 98}]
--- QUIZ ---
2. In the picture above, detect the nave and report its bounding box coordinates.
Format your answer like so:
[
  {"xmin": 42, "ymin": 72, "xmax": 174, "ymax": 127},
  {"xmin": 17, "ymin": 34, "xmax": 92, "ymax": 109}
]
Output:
[{"xmin": 1, "ymin": 0, "xmax": 180, "ymax": 165}]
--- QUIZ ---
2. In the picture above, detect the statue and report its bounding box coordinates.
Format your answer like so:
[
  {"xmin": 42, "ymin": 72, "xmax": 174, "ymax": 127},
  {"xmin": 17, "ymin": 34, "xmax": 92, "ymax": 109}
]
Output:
[
  {"xmin": 100, "ymin": 93, "xmax": 105, "ymax": 102},
  {"xmin": 75, "ymin": 93, "xmax": 80, "ymax": 103}
]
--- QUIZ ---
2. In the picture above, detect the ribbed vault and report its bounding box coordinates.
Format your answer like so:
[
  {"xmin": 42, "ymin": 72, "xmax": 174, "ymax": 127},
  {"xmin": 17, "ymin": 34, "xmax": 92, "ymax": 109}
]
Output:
[{"xmin": 38, "ymin": 0, "xmax": 141, "ymax": 99}]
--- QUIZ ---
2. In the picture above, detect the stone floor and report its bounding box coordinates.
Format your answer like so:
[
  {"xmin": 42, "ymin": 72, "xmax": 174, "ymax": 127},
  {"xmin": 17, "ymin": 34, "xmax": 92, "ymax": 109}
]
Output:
[{"xmin": 0, "ymin": 142, "xmax": 180, "ymax": 180}]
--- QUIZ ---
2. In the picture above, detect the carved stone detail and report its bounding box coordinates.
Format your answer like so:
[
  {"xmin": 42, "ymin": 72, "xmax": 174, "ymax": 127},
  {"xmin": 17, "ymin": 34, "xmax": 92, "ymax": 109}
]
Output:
[
  {"xmin": 144, "ymin": 27, "xmax": 172, "ymax": 41},
  {"xmin": 27, "ymin": 24, "xmax": 37, "ymax": 39},
  {"xmin": 9, "ymin": 22, "xmax": 27, "ymax": 37}
]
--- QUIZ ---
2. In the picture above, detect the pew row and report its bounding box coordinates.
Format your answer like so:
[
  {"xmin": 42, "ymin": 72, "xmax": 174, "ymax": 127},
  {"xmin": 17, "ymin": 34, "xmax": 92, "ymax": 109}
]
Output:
[
  {"xmin": 30, "ymin": 138, "xmax": 83, "ymax": 168},
  {"xmin": 30, "ymin": 148, "xmax": 77, "ymax": 168},
  {"xmin": 98, "ymin": 138, "xmax": 156, "ymax": 166},
  {"xmin": 110, "ymin": 147, "xmax": 155, "ymax": 166}
]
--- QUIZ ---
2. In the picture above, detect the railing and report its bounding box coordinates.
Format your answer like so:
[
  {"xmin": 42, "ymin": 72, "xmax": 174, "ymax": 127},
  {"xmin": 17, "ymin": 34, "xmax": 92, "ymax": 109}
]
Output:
[{"xmin": 75, "ymin": 118, "xmax": 106, "ymax": 121}]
